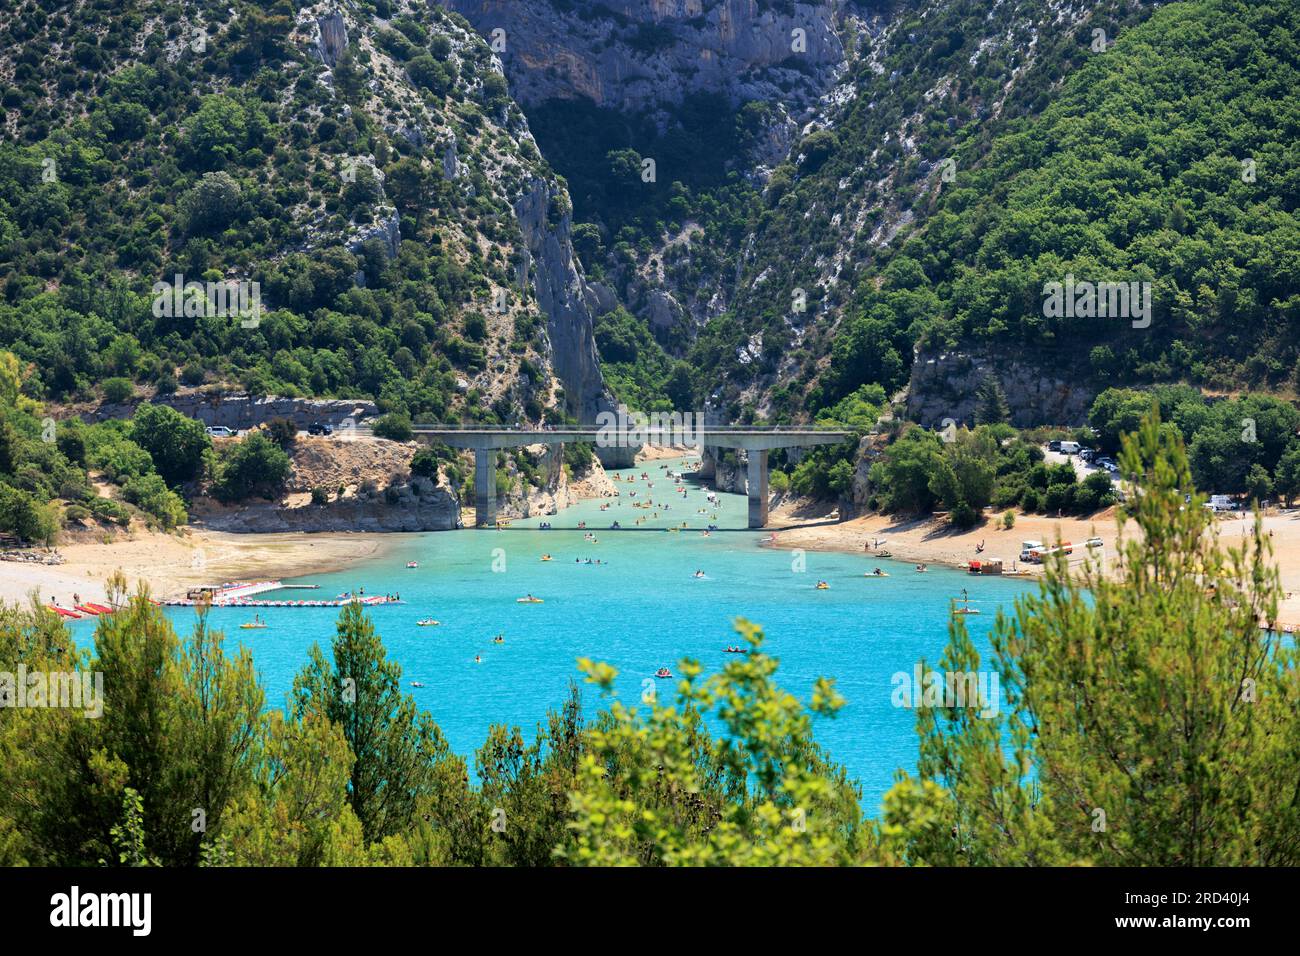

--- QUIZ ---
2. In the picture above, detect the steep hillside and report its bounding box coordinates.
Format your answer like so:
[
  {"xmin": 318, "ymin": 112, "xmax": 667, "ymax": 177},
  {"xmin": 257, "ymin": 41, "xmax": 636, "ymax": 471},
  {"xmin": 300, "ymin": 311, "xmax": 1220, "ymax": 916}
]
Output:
[
  {"xmin": 0, "ymin": 0, "xmax": 616, "ymax": 426},
  {"xmin": 688, "ymin": 0, "xmax": 1169, "ymax": 422}
]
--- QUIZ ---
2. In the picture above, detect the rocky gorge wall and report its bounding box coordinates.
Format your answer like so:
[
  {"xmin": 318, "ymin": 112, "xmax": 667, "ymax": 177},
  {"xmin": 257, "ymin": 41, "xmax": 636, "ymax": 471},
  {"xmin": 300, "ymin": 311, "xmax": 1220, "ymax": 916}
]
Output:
[
  {"xmin": 906, "ymin": 348, "xmax": 1096, "ymax": 429},
  {"xmin": 88, "ymin": 391, "xmax": 378, "ymax": 430},
  {"xmin": 446, "ymin": 0, "xmax": 847, "ymax": 113}
]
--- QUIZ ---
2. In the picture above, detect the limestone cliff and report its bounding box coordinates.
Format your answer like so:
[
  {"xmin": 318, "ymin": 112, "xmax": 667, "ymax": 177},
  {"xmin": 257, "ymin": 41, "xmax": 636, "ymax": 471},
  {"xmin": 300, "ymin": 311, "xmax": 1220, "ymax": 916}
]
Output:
[
  {"xmin": 905, "ymin": 347, "xmax": 1095, "ymax": 430},
  {"xmin": 445, "ymin": 0, "xmax": 847, "ymax": 113}
]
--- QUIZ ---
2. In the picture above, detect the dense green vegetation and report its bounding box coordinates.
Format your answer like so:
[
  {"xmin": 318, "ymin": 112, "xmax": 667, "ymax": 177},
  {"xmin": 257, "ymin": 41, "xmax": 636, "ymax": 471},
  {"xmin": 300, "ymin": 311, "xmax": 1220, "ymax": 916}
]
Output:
[
  {"xmin": 845, "ymin": 0, "xmax": 1300, "ymax": 396},
  {"xmin": 868, "ymin": 422, "xmax": 1116, "ymax": 527},
  {"xmin": 681, "ymin": 0, "xmax": 1300, "ymax": 426},
  {"xmin": 0, "ymin": 345, "xmax": 314, "ymax": 540},
  {"xmin": 0, "ymin": 351, "xmax": 200, "ymax": 539},
  {"xmin": 0, "ymin": 0, "xmax": 560, "ymax": 425},
  {"xmin": 3, "ymin": 412, "xmax": 1295, "ymax": 865},
  {"xmin": 1090, "ymin": 386, "xmax": 1300, "ymax": 501}
]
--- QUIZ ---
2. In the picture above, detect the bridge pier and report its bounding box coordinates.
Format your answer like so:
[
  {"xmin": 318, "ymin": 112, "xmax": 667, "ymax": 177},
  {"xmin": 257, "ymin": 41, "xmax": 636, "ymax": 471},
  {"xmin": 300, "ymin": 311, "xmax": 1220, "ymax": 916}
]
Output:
[
  {"xmin": 474, "ymin": 448, "xmax": 496, "ymax": 528},
  {"xmin": 408, "ymin": 425, "xmax": 849, "ymax": 530},
  {"xmin": 747, "ymin": 449, "xmax": 769, "ymax": 529}
]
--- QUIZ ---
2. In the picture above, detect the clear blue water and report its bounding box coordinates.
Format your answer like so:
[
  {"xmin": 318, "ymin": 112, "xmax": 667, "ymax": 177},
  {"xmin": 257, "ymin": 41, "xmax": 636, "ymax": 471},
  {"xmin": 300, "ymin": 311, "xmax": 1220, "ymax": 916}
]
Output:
[{"xmin": 72, "ymin": 457, "xmax": 1035, "ymax": 811}]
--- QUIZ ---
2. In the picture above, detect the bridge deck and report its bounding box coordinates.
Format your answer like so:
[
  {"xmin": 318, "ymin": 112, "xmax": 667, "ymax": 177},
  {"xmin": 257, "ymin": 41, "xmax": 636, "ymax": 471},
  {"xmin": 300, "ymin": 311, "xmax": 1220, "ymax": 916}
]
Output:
[{"xmin": 409, "ymin": 426, "xmax": 852, "ymax": 450}]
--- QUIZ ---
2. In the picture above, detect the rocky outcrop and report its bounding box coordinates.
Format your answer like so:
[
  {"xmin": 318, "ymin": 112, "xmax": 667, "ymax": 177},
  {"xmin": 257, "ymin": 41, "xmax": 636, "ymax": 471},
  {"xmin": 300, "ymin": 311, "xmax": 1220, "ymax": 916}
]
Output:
[
  {"xmin": 446, "ymin": 0, "xmax": 846, "ymax": 113},
  {"xmin": 513, "ymin": 175, "xmax": 633, "ymax": 463},
  {"xmin": 504, "ymin": 445, "xmax": 619, "ymax": 517},
  {"xmin": 88, "ymin": 392, "xmax": 377, "ymax": 430},
  {"xmin": 347, "ymin": 206, "xmax": 401, "ymax": 261},
  {"xmin": 514, "ymin": 177, "xmax": 604, "ymax": 421},
  {"xmin": 906, "ymin": 347, "xmax": 1095, "ymax": 429},
  {"xmin": 193, "ymin": 490, "xmax": 461, "ymax": 533},
  {"xmin": 306, "ymin": 8, "xmax": 348, "ymax": 68}
]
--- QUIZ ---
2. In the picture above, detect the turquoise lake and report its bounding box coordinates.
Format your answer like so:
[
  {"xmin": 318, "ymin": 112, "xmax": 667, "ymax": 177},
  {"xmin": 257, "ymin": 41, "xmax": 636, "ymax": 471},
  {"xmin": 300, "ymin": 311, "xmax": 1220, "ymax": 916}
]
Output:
[{"xmin": 74, "ymin": 457, "xmax": 1036, "ymax": 811}]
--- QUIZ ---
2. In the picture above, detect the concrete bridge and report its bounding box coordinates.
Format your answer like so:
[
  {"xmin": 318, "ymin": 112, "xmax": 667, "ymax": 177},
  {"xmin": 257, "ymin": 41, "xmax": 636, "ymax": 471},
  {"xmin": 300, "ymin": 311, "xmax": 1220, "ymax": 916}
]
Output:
[{"xmin": 410, "ymin": 425, "xmax": 853, "ymax": 529}]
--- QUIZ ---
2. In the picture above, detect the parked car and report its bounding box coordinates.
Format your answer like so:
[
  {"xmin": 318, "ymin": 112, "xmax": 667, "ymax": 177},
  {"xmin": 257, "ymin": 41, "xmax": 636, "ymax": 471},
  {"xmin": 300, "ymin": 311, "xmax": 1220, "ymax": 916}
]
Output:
[
  {"xmin": 1080, "ymin": 448, "xmax": 1096, "ymax": 462},
  {"xmin": 1048, "ymin": 440, "xmax": 1062, "ymax": 452},
  {"xmin": 1059, "ymin": 440, "xmax": 1080, "ymax": 455},
  {"xmin": 205, "ymin": 425, "xmax": 235, "ymax": 438},
  {"xmin": 307, "ymin": 422, "xmax": 333, "ymax": 436}
]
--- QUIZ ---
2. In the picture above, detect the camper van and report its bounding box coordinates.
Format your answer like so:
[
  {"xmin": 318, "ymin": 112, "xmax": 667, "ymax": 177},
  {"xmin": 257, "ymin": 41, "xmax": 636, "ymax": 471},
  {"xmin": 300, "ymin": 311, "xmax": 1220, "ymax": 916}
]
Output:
[
  {"xmin": 1020, "ymin": 540, "xmax": 1045, "ymax": 562},
  {"xmin": 1059, "ymin": 441, "xmax": 1081, "ymax": 455}
]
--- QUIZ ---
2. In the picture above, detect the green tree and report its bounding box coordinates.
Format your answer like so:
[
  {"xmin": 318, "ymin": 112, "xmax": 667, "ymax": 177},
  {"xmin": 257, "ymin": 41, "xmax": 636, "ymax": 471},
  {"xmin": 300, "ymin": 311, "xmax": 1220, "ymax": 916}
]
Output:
[
  {"xmin": 130, "ymin": 404, "xmax": 210, "ymax": 486},
  {"xmin": 887, "ymin": 410, "xmax": 1300, "ymax": 865},
  {"xmin": 869, "ymin": 427, "xmax": 943, "ymax": 513},
  {"xmin": 211, "ymin": 432, "xmax": 290, "ymax": 501},
  {"xmin": 290, "ymin": 602, "xmax": 458, "ymax": 844},
  {"xmin": 973, "ymin": 376, "xmax": 1010, "ymax": 426},
  {"xmin": 558, "ymin": 619, "xmax": 866, "ymax": 865}
]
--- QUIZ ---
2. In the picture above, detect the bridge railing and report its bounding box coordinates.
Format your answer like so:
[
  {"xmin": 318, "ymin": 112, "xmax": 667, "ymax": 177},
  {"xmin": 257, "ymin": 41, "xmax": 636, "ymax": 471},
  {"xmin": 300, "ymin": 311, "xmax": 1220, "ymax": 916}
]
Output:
[{"xmin": 408, "ymin": 424, "xmax": 852, "ymax": 434}]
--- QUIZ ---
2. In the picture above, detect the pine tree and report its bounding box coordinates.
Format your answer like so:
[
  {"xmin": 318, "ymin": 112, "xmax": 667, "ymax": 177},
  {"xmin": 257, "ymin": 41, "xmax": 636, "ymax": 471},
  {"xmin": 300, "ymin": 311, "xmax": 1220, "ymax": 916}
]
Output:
[{"xmin": 886, "ymin": 408, "xmax": 1300, "ymax": 865}]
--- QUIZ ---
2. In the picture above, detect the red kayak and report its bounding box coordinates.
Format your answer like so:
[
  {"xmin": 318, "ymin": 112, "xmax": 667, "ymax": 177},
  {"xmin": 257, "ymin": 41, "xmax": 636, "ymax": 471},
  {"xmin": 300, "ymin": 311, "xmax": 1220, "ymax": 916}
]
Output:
[
  {"xmin": 46, "ymin": 605, "xmax": 81, "ymax": 619},
  {"xmin": 84, "ymin": 603, "xmax": 115, "ymax": 614}
]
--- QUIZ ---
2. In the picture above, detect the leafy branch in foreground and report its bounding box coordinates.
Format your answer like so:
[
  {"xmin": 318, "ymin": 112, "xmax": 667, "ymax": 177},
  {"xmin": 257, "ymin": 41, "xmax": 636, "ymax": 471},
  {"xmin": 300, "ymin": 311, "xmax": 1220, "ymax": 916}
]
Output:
[{"xmin": 562, "ymin": 618, "xmax": 866, "ymax": 866}]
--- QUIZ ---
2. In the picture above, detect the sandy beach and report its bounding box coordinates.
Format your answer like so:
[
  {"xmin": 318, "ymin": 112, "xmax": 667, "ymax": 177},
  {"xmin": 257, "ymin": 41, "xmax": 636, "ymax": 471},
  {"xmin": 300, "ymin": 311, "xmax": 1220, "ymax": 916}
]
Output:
[
  {"xmin": 766, "ymin": 502, "xmax": 1300, "ymax": 627},
  {"xmin": 0, "ymin": 528, "xmax": 397, "ymax": 608}
]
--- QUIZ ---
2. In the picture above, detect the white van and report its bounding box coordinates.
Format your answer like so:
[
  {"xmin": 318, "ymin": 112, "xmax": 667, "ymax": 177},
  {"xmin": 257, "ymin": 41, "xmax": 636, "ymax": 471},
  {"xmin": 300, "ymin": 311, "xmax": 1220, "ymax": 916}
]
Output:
[
  {"xmin": 1059, "ymin": 441, "xmax": 1080, "ymax": 455},
  {"xmin": 1020, "ymin": 540, "xmax": 1045, "ymax": 561}
]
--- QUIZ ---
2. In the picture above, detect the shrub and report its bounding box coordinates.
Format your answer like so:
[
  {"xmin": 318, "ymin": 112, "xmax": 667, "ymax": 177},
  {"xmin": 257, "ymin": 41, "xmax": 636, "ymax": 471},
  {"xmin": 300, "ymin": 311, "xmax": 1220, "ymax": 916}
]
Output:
[
  {"xmin": 372, "ymin": 413, "xmax": 414, "ymax": 442},
  {"xmin": 211, "ymin": 432, "xmax": 291, "ymax": 502},
  {"xmin": 266, "ymin": 417, "xmax": 298, "ymax": 449},
  {"xmin": 102, "ymin": 377, "xmax": 134, "ymax": 403}
]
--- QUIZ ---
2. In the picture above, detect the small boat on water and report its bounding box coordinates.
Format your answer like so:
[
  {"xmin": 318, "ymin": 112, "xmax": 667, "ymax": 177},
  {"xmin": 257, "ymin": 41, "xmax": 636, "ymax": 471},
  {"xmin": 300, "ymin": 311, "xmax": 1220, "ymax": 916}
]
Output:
[
  {"xmin": 654, "ymin": 667, "xmax": 672, "ymax": 678},
  {"xmin": 540, "ymin": 555, "xmax": 553, "ymax": 561},
  {"xmin": 865, "ymin": 569, "xmax": 890, "ymax": 577},
  {"xmin": 410, "ymin": 681, "xmax": 425, "ymax": 688},
  {"xmin": 816, "ymin": 581, "xmax": 830, "ymax": 590},
  {"xmin": 416, "ymin": 619, "xmax": 440, "ymax": 627},
  {"xmin": 239, "ymin": 622, "xmax": 268, "ymax": 630},
  {"xmin": 516, "ymin": 595, "xmax": 544, "ymax": 604},
  {"xmin": 875, "ymin": 549, "xmax": 893, "ymax": 558},
  {"xmin": 406, "ymin": 561, "xmax": 419, "ymax": 569},
  {"xmin": 723, "ymin": 646, "xmax": 747, "ymax": 654},
  {"xmin": 492, "ymin": 635, "xmax": 504, "ymax": 645}
]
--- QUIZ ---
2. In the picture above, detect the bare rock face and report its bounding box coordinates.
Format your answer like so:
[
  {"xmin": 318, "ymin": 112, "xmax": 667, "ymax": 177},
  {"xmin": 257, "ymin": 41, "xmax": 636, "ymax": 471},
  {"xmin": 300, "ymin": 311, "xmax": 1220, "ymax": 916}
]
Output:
[
  {"xmin": 309, "ymin": 9, "xmax": 348, "ymax": 68},
  {"xmin": 514, "ymin": 177, "xmax": 605, "ymax": 422},
  {"xmin": 906, "ymin": 347, "xmax": 1095, "ymax": 429},
  {"xmin": 90, "ymin": 392, "xmax": 377, "ymax": 430},
  {"xmin": 446, "ymin": 0, "xmax": 845, "ymax": 112},
  {"xmin": 194, "ymin": 491, "xmax": 461, "ymax": 533},
  {"xmin": 513, "ymin": 175, "xmax": 634, "ymax": 464},
  {"xmin": 347, "ymin": 207, "xmax": 401, "ymax": 260}
]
